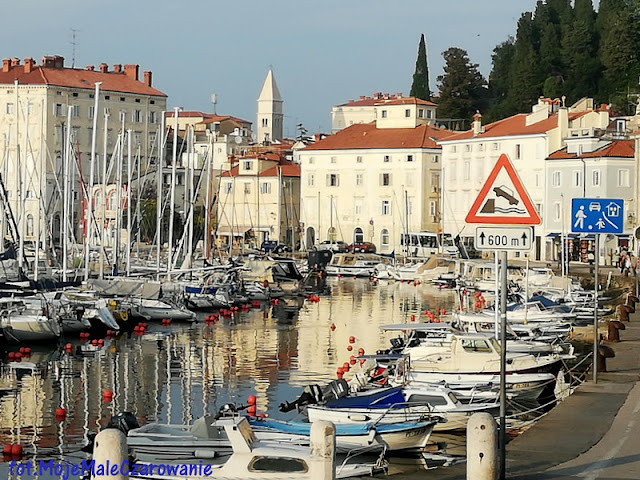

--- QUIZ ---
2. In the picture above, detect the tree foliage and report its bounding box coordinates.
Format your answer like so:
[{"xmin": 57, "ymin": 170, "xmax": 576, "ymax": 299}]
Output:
[
  {"xmin": 436, "ymin": 47, "xmax": 488, "ymax": 123},
  {"xmin": 481, "ymin": 0, "xmax": 640, "ymax": 119},
  {"xmin": 410, "ymin": 34, "xmax": 431, "ymax": 101}
]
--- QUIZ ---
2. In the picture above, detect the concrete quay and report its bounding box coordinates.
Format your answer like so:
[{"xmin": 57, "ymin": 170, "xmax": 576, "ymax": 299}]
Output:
[{"xmin": 423, "ymin": 291, "xmax": 640, "ymax": 479}]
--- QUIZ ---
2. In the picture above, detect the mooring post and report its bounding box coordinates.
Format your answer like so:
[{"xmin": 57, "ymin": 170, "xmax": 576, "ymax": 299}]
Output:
[
  {"xmin": 467, "ymin": 412, "xmax": 499, "ymax": 480},
  {"xmin": 309, "ymin": 420, "xmax": 336, "ymax": 480},
  {"xmin": 91, "ymin": 429, "xmax": 128, "ymax": 480}
]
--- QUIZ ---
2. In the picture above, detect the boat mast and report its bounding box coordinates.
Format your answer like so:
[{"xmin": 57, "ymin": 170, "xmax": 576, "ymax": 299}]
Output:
[
  {"xmin": 126, "ymin": 129, "xmax": 132, "ymax": 276},
  {"xmin": 203, "ymin": 131, "xmax": 212, "ymax": 262},
  {"xmin": 84, "ymin": 82, "xmax": 101, "ymax": 281},
  {"xmin": 114, "ymin": 128, "xmax": 123, "ymax": 273},
  {"xmin": 62, "ymin": 107, "xmax": 73, "ymax": 282},
  {"xmin": 35, "ymin": 99, "xmax": 45, "ymax": 282},
  {"xmin": 99, "ymin": 110, "xmax": 109, "ymax": 279},
  {"xmin": 156, "ymin": 116, "xmax": 165, "ymax": 278},
  {"xmin": 187, "ymin": 126, "xmax": 194, "ymax": 269},
  {"xmin": 167, "ymin": 107, "xmax": 179, "ymax": 273},
  {"xmin": 15, "ymin": 81, "xmax": 24, "ymax": 272}
]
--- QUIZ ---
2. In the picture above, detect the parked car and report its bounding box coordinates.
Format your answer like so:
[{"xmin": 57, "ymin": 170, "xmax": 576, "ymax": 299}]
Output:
[
  {"xmin": 315, "ymin": 240, "xmax": 348, "ymax": 253},
  {"xmin": 347, "ymin": 242, "xmax": 377, "ymax": 253},
  {"xmin": 261, "ymin": 240, "xmax": 291, "ymax": 254}
]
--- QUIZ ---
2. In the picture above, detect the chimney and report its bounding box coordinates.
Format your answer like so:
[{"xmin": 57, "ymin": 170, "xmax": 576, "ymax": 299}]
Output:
[
  {"xmin": 99, "ymin": 63, "xmax": 108, "ymax": 73},
  {"xmin": 124, "ymin": 64, "xmax": 139, "ymax": 81},
  {"xmin": 472, "ymin": 112, "xmax": 482, "ymax": 137},
  {"xmin": 397, "ymin": 93, "xmax": 402, "ymax": 98},
  {"xmin": 86, "ymin": 65, "xmax": 95, "ymax": 71},
  {"xmin": 359, "ymin": 96, "xmax": 365, "ymax": 100},
  {"xmin": 52, "ymin": 55, "xmax": 64, "ymax": 68},
  {"xmin": 143, "ymin": 71, "xmax": 152, "ymax": 87},
  {"xmin": 113, "ymin": 64, "xmax": 122, "ymax": 73},
  {"xmin": 2, "ymin": 59, "xmax": 10, "ymax": 73},
  {"xmin": 23, "ymin": 57, "xmax": 35, "ymax": 74},
  {"xmin": 11, "ymin": 58, "xmax": 20, "ymax": 67},
  {"xmin": 41, "ymin": 56, "xmax": 54, "ymax": 67}
]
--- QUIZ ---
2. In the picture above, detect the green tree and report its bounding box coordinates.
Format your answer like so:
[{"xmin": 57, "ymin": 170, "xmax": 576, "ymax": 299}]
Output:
[
  {"xmin": 507, "ymin": 13, "xmax": 542, "ymax": 113},
  {"xmin": 486, "ymin": 38, "xmax": 516, "ymax": 121},
  {"xmin": 436, "ymin": 47, "xmax": 488, "ymax": 123},
  {"xmin": 410, "ymin": 34, "xmax": 431, "ymax": 101}
]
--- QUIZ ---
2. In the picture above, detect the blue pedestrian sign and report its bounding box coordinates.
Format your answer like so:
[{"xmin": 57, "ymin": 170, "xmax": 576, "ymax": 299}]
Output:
[{"xmin": 571, "ymin": 198, "xmax": 624, "ymax": 234}]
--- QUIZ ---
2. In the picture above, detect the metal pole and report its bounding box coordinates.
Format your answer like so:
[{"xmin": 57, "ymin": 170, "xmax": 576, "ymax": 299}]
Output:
[
  {"xmin": 593, "ymin": 234, "xmax": 599, "ymax": 384},
  {"xmin": 85, "ymin": 82, "xmax": 101, "ymax": 281},
  {"xmin": 168, "ymin": 107, "xmax": 179, "ymax": 273},
  {"xmin": 494, "ymin": 252, "xmax": 499, "ymax": 340},
  {"xmin": 499, "ymin": 249, "xmax": 508, "ymax": 480}
]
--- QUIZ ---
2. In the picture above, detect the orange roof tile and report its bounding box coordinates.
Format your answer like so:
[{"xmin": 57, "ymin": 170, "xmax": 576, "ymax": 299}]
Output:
[
  {"xmin": 379, "ymin": 97, "xmax": 437, "ymax": 107},
  {"xmin": 548, "ymin": 140, "xmax": 635, "ymax": 160},
  {"xmin": 337, "ymin": 94, "xmax": 437, "ymax": 108},
  {"xmin": 220, "ymin": 158, "xmax": 299, "ymax": 177},
  {"xmin": 440, "ymin": 112, "xmax": 589, "ymax": 142},
  {"xmin": 0, "ymin": 65, "xmax": 166, "ymax": 97},
  {"xmin": 302, "ymin": 123, "xmax": 450, "ymax": 151}
]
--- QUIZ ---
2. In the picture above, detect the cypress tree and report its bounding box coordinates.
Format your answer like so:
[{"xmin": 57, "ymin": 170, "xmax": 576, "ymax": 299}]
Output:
[
  {"xmin": 487, "ymin": 38, "xmax": 516, "ymax": 121},
  {"xmin": 410, "ymin": 34, "xmax": 431, "ymax": 101},
  {"xmin": 507, "ymin": 13, "xmax": 542, "ymax": 113}
]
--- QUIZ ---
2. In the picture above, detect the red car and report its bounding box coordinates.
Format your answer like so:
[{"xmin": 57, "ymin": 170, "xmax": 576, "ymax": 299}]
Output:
[{"xmin": 347, "ymin": 242, "xmax": 377, "ymax": 253}]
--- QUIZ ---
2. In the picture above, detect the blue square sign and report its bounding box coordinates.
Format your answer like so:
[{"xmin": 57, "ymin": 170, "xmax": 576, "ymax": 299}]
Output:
[{"xmin": 571, "ymin": 198, "xmax": 624, "ymax": 234}]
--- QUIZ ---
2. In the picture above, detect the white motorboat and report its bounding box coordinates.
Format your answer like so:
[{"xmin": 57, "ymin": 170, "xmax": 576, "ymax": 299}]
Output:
[
  {"xmin": 0, "ymin": 297, "xmax": 61, "ymax": 343},
  {"xmin": 327, "ymin": 254, "xmax": 390, "ymax": 277},
  {"xmin": 121, "ymin": 298, "xmax": 196, "ymax": 322},
  {"xmin": 128, "ymin": 416, "xmax": 386, "ymax": 479}
]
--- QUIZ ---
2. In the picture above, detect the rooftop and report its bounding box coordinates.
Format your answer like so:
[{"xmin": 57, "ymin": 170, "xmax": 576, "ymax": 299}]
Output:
[
  {"xmin": 547, "ymin": 140, "xmax": 635, "ymax": 160},
  {"xmin": 337, "ymin": 92, "xmax": 437, "ymax": 108}
]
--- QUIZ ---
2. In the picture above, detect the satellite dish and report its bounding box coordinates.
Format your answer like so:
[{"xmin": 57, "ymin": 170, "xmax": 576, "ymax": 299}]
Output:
[{"xmin": 234, "ymin": 136, "xmax": 243, "ymax": 144}]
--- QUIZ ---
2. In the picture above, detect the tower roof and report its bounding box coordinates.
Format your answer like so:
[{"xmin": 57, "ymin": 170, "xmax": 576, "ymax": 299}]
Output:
[{"xmin": 258, "ymin": 69, "xmax": 282, "ymax": 102}]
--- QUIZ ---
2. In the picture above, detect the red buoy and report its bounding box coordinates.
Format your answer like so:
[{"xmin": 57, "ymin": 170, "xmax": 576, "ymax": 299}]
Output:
[
  {"xmin": 330, "ymin": 324, "xmax": 336, "ymax": 331},
  {"xmin": 55, "ymin": 408, "xmax": 66, "ymax": 418},
  {"xmin": 358, "ymin": 348, "xmax": 365, "ymax": 356},
  {"xmin": 11, "ymin": 445, "xmax": 22, "ymax": 456},
  {"xmin": 347, "ymin": 345, "xmax": 353, "ymax": 351},
  {"xmin": 348, "ymin": 336, "xmax": 355, "ymax": 344},
  {"xmin": 247, "ymin": 405, "xmax": 257, "ymax": 416},
  {"xmin": 410, "ymin": 314, "xmax": 415, "ymax": 322},
  {"xmin": 343, "ymin": 362, "xmax": 350, "ymax": 371},
  {"xmin": 247, "ymin": 395, "xmax": 257, "ymax": 406},
  {"xmin": 3, "ymin": 445, "xmax": 12, "ymax": 455}
]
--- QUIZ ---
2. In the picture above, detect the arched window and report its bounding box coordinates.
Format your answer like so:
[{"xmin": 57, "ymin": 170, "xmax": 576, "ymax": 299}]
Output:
[
  {"xmin": 26, "ymin": 214, "xmax": 34, "ymax": 237},
  {"xmin": 108, "ymin": 191, "xmax": 117, "ymax": 210},
  {"xmin": 354, "ymin": 227, "xmax": 364, "ymax": 243},
  {"xmin": 328, "ymin": 227, "xmax": 337, "ymax": 242},
  {"xmin": 306, "ymin": 227, "xmax": 315, "ymax": 249},
  {"xmin": 380, "ymin": 229, "xmax": 389, "ymax": 248}
]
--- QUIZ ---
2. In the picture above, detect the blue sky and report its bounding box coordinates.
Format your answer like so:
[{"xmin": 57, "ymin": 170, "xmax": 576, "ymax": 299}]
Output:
[{"xmin": 3, "ymin": 0, "xmax": 545, "ymax": 136}]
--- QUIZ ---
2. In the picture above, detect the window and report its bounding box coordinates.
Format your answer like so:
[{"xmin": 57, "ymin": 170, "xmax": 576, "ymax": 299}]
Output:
[
  {"xmin": 552, "ymin": 171, "xmax": 561, "ymax": 187},
  {"xmin": 407, "ymin": 155, "xmax": 413, "ymax": 162},
  {"xmin": 330, "ymin": 156, "xmax": 337, "ymax": 164},
  {"xmin": 133, "ymin": 110, "xmax": 143, "ymax": 123},
  {"xmin": 592, "ymin": 169, "xmax": 601, "ymax": 186},
  {"xmin": 429, "ymin": 201, "xmax": 437, "ymax": 216},
  {"xmin": 54, "ymin": 103, "xmax": 64, "ymax": 116},
  {"xmin": 618, "ymin": 169, "xmax": 630, "ymax": 187},
  {"xmin": 356, "ymin": 173, "xmax": 363, "ymax": 186},
  {"xmin": 405, "ymin": 109, "xmax": 411, "ymax": 117},
  {"xmin": 327, "ymin": 174, "xmax": 339, "ymax": 187},
  {"xmin": 354, "ymin": 199, "xmax": 362, "ymax": 215},
  {"xmin": 573, "ymin": 170, "xmax": 583, "ymax": 187},
  {"xmin": 418, "ymin": 109, "xmax": 424, "ymax": 118},
  {"xmin": 243, "ymin": 160, "xmax": 252, "ymax": 170},
  {"xmin": 478, "ymin": 143, "xmax": 484, "ymax": 152},
  {"xmin": 88, "ymin": 106, "xmax": 95, "ymax": 120},
  {"xmin": 356, "ymin": 156, "xmax": 363, "ymax": 163},
  {"xmin": 244, "ymin": 183, "xmax": 251, "ymax": 194},
  {"xmin": 149, "ymin": 111, "xmax": 158, "ymax": 124},
  {"xmin": 224, "ymin": 183, "xmax": 232, "ymax": 194},
  {"xmin": 554, "ymin": 202, "xmax": 561, "ymax": 221},
  {"xmin": 307, "ymin": 174, "xmax": 315, "ymax": 187},
  {"xmin": 381, "ymin": 173, "xmax": 391, "ymax": 186},
  {"xmin": 432, "ymin": 155, "xmax": 439, "ymax": 163},
  {"xmin": 406, "ymin": 172, "xmax": 414, "ymax": 187},
  {"xmin": 26, "ymin": 214, "xmax": 34, "ymax": 237},
  {"xmin": 426, "ymin": 110, "xmax": 433, "ymax": 119},
  {"xmin": 354, "ymin": 227, "xmax": 364, "ymax": 243},
  {"xmin": 104, "ymin": 95, "xmax": 110, "ymax": 100},
  {"xmin": 25, "ymin": 190, "xmax": 34, "ymax": 199},
  {"xmin": 465, "ymin": 144, "xmax": 471, "ymax": 152},
  {"xmin": 450, "ymin": 162, "xmax": 457, "ymax": 181},
  {"xmin": 431, "ymin": 173, "xmax": 440, "ymax": 191},
  {"xmin": 383, "ymin": 155, "xmax": 390, "ymax": 163},
  {"xmin": 71, "ymin": 105, "xmax": 80, "ymax": 118},
  {"xmin": 261, "ymin": 182, "xmax": 271, "ymax": 194},
  {"xmin": 261, "ymin": 118, "xmax": 267, "ymax": 127},
  {"xmin": 451, "ymin": 146, "xmax": 457, "ymax": 153},
  {"xmin": 515, "ymin": 144, "xmax": 521, "ymax": 159},
  {"xmin": 381, "ymin": 229, "xmax": 390, "ymax": 247},
  {"xmin": 381, "ymin": 200, "xmax": 391, "ymax": 215},
  {"xmin": 492, "ymin": 142, "xmax": 499, "ymax": 150},
  {"xmin": 5, "ymin": 103, "xmax": 14, "ymax": 114},
  {"xmin": 463, "ymin": 161, "xmax": 470, "ymax": 181},
  {"xmin": 119, "ymin": 110, "xmax": 126, "ymax": 122},
  {"xmin": 381, "ymin": 110, "xmax": 387, "ymax": 118},
  {"xmin": 308, "ymin": 157, "xmax": 314, "ymax": 164},
  {"xmin": 536, "ymin": 203, "xmax": 543, "ymax": 221}
]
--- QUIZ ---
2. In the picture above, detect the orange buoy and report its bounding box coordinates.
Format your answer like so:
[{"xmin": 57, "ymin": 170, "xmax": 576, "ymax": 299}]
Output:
[
  {"xmin": 342, "ymin": 362, "xmax": 350, "ymax": 372},
  {"xmin": 336, "ymin": 368, "xmax": 344, "ymax": 379},
  {"xmin": 247, "ymin": 405, "xmax": 257, "ymax": 416},
  {"xmin": 247, "ymin": 395, "xmax": 257, "ymax": 405}
]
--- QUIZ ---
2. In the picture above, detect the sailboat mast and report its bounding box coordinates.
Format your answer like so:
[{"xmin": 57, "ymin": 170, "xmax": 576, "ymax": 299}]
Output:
[
  {"xmin": 35, "ymin": 99, "xmax": 45, "ymax": 282},
  {"xmin": 99, "ymin": 111, "xmax": 109, "ymax": 279},
  {"xmin": 126, "ymin": 129, "xmax": 132, "ymax": 276},
  {"xmin": 167, "ymin": 107, "xmax": 179, "ymax": 273},
  {"xmin": 156, "ymin": 116, "xmax": 165, "ymax": 278},
  {"xmin": 15, "ymin": 81, "xmax": 24, "ymax": 271},
  {"xmin": 84, "ymin": 82, "xmax": 101, "ymax": 281},
  {"xmin": 62, "ymin": 107, "xmax": 73, "ymax": 282},
  {"xmin": 187, "ymin": 126, "xmax": 194, "ymax": 266},
  {"xmin": 203, "ymin": 131, "xmax": 212, "ymax": 261}
]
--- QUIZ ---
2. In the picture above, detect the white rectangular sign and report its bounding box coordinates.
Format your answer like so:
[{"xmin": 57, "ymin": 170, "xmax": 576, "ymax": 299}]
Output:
[{"xmin": 475, "ymin": 226, "xmax": 534, "ymax": 251}]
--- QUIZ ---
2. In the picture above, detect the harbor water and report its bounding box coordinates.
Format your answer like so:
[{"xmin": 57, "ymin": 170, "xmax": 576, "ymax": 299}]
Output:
[{"xmin": 1, "ymin": 278, "xmax": 462, "ymax": 478}]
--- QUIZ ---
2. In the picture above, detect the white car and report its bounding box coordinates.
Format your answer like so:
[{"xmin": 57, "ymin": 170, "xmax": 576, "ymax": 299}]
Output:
[{"xmin": 315, "ymin": 241, "xmax": 348, "ymax": 253}]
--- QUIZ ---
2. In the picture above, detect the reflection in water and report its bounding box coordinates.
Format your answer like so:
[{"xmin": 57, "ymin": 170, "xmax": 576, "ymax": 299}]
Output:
[{"xmin": 0, "ymin": 279, "xmax": 456, "ymax": 478}]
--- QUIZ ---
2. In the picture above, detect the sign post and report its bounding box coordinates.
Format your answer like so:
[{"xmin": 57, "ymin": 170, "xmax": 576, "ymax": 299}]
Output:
[
  {"xmin": 465, "ymin": 154, "xmax": 541, "ymax": 480},
  {"xmin": 571, "ymin": 198, "xmax": 624, "ymax": 384}
]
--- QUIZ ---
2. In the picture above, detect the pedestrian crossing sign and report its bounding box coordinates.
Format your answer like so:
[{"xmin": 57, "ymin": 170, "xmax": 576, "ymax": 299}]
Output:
[{"xmin": 465, "ymin": 154, "xmax": 541, "ymax": 225}]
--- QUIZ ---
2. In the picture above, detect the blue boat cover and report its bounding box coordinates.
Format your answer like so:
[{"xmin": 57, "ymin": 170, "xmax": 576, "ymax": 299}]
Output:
[
  {"xmin": 325, "ymin": 387, "xmax": 406, "ymax": 409},
  {"xmin": 249, "ymin": 417, "xmax": 428, "ymax": 435}
]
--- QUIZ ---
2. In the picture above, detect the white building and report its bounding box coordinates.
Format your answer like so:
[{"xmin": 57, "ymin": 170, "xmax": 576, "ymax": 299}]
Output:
[
  {"xmin": 256, "ymin": 70, "xmax": 283, "ymax": 144},
  {"xmin": 438, "ymin": 98, "xmax": 609, "ymax": 261},
  {"xmin": 331, "ymin": 93, "xmax": 437, "ymax": 133},
  {"xmin": 299, "ymin": 98, "xmax": 450, "ymax": 253}
]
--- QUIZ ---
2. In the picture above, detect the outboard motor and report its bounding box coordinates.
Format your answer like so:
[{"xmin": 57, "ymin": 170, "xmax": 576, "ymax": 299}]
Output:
[
  {"xmin": 322, "ymin": 379, "xmax": 349, "ymax": 402},
  {"xmin": 279, "ymin": 384, "xmax": 324, "ymax": 413},
  {"xmin": 106, "ymin": 412, "xmax": 140, "ymax": 435}
]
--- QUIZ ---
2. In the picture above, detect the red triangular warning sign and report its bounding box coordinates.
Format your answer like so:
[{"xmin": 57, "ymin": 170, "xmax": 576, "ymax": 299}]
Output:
[{"xmin": 465, "ymin": 154, "xmax": 541, "ymax": 225}]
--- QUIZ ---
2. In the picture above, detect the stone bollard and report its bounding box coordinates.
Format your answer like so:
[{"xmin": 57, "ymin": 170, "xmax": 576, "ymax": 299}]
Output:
[
  {"xmin": 596, "ymin": 345, "xmax": 615, "ymax": 373},
  {"xmin": 618, "ymin": 304, "xmax": 633, "ymax": 322},
  {"xmin": 92, "ymin": 429, "xmax": 128, "ymax": 480},
  {"xmin": 309, "ymin": 420, "xmax": 336, "ymax": 480},
  {"xmin": 467, "ymin": 412, "xmax": 498, "ymax": 480}
]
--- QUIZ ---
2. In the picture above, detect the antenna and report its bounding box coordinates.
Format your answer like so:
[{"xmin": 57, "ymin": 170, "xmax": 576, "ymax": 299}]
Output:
[
  {"xmin": 70, "ymin": 28, "xmax": 80, "ymax": 68},
  {"xmin": 210, "ymin": 93, "xmax": 217, "ymax": 114}
]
